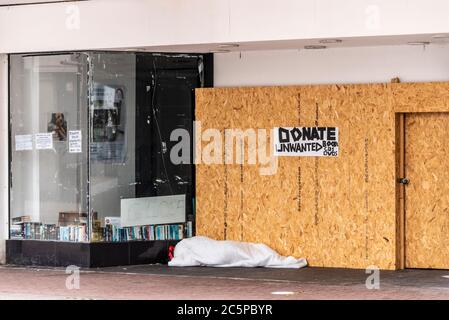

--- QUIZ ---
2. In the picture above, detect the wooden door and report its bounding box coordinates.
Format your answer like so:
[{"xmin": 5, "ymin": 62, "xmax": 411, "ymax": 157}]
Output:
[{"xmin": 405, "ymin": 112, "xmax": 449, "ymax": 269}]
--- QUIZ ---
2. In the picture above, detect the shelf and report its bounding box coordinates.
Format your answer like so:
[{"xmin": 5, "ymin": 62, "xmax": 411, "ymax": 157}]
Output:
[{"xmin": 6, "ymin": 239, "xmax": 181, "ymax": 268}]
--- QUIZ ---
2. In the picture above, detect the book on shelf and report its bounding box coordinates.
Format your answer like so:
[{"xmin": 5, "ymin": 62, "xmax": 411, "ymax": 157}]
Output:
[
  {"xmin": 103, "ymin": 223, "xmax": 185, "ymax": 242},
  {"xmin": 10, "ymin": 225, "xmax": 23, "ymax": 239},
  {"xmin": 15, "ymin": 222, "xmax": 86, "ymax": 242},
  {"xmin": 186, "ymin": 221, "xmax": 193, "ymax": 238},
  {"xmin": 58, "ymin": 211, "xmax": 96, "ymax": 227},
  {"xmin": 12, "ymin": 215, "xmax": 31, "ymax": 225},
  {"xmin": 58, "ymin": 225, "xmax": 87, "ymax": 242},
  {"xmin": 91, "ymin": 220, "xmax": 103, "ymax": 242},
  {"xmin": 105, "ymin": 216, "xmax": 121, "ymax": 227}
]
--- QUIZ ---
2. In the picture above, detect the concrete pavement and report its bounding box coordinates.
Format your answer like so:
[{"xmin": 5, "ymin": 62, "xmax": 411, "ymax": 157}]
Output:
[{"xmin": 0, "ymin": 265, "xmax": 449, "ymax": 300}]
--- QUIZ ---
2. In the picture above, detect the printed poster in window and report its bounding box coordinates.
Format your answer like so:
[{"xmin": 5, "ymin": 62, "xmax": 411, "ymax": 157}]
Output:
[{"xmin": 90, "ymin": 84, "xmax": 127, "ymax": 163}]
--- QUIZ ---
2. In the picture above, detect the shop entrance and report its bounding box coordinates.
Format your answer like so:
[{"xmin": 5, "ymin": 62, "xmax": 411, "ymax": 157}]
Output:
[{"xmin": 404, "ymin": 113, "xmax": 449, "ymax": 269}]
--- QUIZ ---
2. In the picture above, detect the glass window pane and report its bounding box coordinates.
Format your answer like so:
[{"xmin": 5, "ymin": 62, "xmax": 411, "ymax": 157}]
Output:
[
  {"xmin": 9, "ymin": 52, "xmax": 203, "ymax": 244},
  {"xmin": 88, "ymin": 53, "xmax": 137, "ymax": 241},
  {"xmin": 10, "ymin": 53, "xmax": 89, "ymax": 242},
  {"xmin": 88, "ymin": 53, "xmax": 200, "ymax": 242}
]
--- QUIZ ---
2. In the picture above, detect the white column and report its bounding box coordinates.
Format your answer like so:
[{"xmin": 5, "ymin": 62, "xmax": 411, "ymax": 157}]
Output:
[{"xmin": 0, "ymin": 54, "xmax": 9, "ymax": 264}]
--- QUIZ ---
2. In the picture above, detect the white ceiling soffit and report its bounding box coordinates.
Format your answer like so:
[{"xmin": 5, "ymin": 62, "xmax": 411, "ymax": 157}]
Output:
[
  {"xmin": 0, "ymin": 0, "xmax": 77, "ymax": 5},
  {"xmin": 114, "ymin": 34, "xmax": 449, "ymax": 54},
  {"xmin": 2, "ymin": 0, "xmax": 449, "ymax": 53}
]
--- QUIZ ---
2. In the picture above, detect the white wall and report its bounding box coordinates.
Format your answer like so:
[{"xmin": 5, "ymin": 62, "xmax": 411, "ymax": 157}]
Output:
[
  {"xmin": 0, "ymin": 54, "xmax": 8, "ymax": 264},
  {"xmin": 214, "ymin": 44, "xmax": 449, "ymax": 87},
  {"xmin": 0, "ymin": 1, "xmax": 62, "ymax": 4},
  {"xmin": 2, "ymin": 0, "xmax": 449, "ymax": 53}
]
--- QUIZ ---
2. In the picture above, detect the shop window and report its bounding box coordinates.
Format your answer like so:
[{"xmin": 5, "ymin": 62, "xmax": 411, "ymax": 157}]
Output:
[{"xmin": 9, "ymin": 52, "xmax": 207, "ymax": 243}]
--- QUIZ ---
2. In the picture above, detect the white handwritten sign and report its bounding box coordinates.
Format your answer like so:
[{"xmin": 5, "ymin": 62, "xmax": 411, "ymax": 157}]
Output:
[
  {"xmin": 120, "ymin": 194, "xmax": 186, "ymax": 227},
  {"xmin": 274, "ymin": 127, "xmax": 339, "ymax": 157},
  {"xmin": 68, "ymin": 130, "xmax": 82, "ymax": 153}
]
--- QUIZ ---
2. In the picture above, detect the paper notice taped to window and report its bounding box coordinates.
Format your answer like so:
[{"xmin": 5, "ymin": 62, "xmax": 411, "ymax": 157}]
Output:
[
  {"xmin": 68, "ymin": 130, "xmax": 82, "ymax": 153},
  {"xmin": 35, "ymin": 133, "xmax": 53, "ymax": 150},
  {"xmin": 15, "ymin": 135, "xmax": 33, "ymax": 151},
  {"xmin": 103, "ymin": 86, "xmax": 116, "ymax": 108}
]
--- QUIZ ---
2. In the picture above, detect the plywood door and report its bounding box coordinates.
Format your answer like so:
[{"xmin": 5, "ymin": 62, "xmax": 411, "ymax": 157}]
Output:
[{"xmin": 405, "ymin": 113, "xmax": 449, "ymax": 269}]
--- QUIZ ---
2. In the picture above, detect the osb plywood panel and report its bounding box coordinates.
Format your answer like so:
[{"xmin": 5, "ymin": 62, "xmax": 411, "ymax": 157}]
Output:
[
  {"xmin": 195, "ymin": 82, "xmax": 449, "ymax": 270},
  {"xmin": 405, "ymin": 113, "xmax": 449, "ymax": 269},
  {"xmin": 393, "ymin": 83, "xmax": 449, "ymax": 113}
]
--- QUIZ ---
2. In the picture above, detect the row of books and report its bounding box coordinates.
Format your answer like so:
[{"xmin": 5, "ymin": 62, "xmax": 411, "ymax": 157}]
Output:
[
  {"xmin": 59, "ymin": 225, "xmax": 87, "ymax": 242},
  {"xmin": 103, "ymin": 224, "xmax": 185, "ymax": 242},
  {"xmin": 11, "ymin": 222, "xmax": 88, "ymax": 242},
  {"xmin": 11, "ymin": 221, "xmax": 193, "ymax": 243}
]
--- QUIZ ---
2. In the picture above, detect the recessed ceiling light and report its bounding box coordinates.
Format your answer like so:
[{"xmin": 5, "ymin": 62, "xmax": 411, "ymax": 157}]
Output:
[
  {"xmin": 209, "ymin": 49, "xmax": 231, "ymax": 53},
  {"xmin": 407, "ymin": 41, "xmax": 430, "ymax": 46},
  {"xmin": 217, "ymin": 43, "xmax": 240, "ymax": 48},
  {"xmin": 319, "ymin": 39, "xmax": 342, "ymax": 44},
  {"xmin": 432, "ymin": 34, "xmax": 449, "ymax": 39},
  {"xmin": 431, "ymin": 35, "xmax": 449, "ymax": 43},
  {"xmin": 304, "ymin": 45, "xmax": 327, "ymax": 49},
  {"xmin": 271, "ymin": 291, "xmax": 295, "ymax": 295},
  {"xmin": 124, "ymin": 48, "xmax": 147, "ymax": 52}
]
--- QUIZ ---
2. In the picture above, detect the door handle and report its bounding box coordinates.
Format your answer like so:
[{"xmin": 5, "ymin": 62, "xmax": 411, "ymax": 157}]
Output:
[{"xmin": 398, "ymin": 177, "xmax": 410, "ymax": 185}]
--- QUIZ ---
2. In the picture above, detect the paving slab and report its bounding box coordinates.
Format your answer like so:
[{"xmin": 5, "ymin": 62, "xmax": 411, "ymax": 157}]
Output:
[{"xmin": 0, "ymin": 265, "xmax": 449, "ymax": 300}]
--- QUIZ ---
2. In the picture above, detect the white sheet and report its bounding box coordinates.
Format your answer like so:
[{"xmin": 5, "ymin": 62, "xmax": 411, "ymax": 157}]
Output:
[{"xmin": 168, "ymin": 236, "xmax": 307, "ymax": 268}]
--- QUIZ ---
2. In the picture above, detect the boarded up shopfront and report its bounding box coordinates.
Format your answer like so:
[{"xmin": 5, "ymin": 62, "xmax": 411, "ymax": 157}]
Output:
[{"xmin": 195, "ymin": 83, "xmax": 449, "ymax": 270}]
